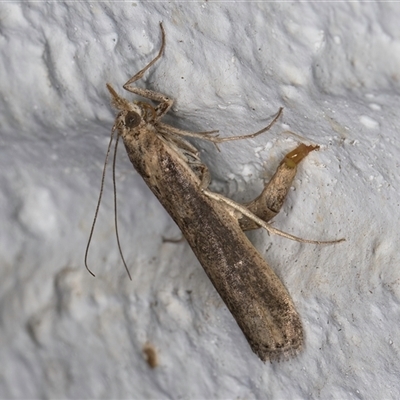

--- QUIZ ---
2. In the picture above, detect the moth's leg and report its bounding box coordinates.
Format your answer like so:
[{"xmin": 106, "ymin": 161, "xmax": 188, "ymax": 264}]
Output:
[
  {"xmin": 184, "ymin": 160, "xmax": 211, "ymax": 189},
  {"xmin": 161, "ymin": 130, "xmax": 203, "ymax": 167},
  {"xmin": 239, "ymin": 144, "xmax": 318, "ymax": 231},
  {"xmin": 159, "ymin": 127, "xmax": 213, "ymax": 153},
  {"xmin": 171, "ymin": 145, "xmax": 210, "ymax": 187},
  {"xmin": 158, "ymin": 122, "xmax": 219, "ymax": 140},
  {"xmin": 164, "ymin": 131, "xmax": 211, "ymax": 188},
  {"xmin": 160, "ymin": 129, "xmax": 211, "ymax": 186},
  {"xmin": 162, "ymin": 236, "xmax": 185, "ymax": 243},
  {"xmin": 211, "ymin": 107, "xmax": 283, "ymax": 144},
  {"xmin": 122, "ymin": 23, "xmax": 173, "ymax": 119},
  {"xmin": 203, "ymin": 189, "xmax": 345, "ymax": 245},
  {"xmin": 196, "ymin": 163, "xmax": 211, "ymax": 189},
  {"xmin": 158, "ymin": 108, "xmax": 282, "ymax": 145}
]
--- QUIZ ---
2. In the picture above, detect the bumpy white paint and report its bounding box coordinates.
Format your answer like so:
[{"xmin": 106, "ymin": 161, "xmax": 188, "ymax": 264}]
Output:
[{"xmin": 1, "ymin": 3, "xmax": 400, "ymax": 398}]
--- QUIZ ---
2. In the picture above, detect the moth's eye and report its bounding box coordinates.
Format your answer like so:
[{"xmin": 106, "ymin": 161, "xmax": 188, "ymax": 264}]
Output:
[{"xmin": 125, "ymin": 111, "xmax": 141, "ymax": 128}]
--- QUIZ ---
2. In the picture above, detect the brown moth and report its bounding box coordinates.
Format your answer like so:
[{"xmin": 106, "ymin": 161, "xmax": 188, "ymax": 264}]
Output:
[{"xmin": 85, "ymin": 23, "xmax": 343, "ymax": 362}]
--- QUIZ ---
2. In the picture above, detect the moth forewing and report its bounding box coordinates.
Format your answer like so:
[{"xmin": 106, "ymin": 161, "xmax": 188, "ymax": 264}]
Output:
[
  {"xmin": 105, "ymin": 79, "xmax": 304, "ymax": 360},
  {"xmin": 117, "ymin": 115, "xmax": 304, "ymax": 361}
]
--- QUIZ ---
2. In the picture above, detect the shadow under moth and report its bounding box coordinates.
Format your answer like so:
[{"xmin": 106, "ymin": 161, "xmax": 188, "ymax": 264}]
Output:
[{"xmin": 85, "ymin": 23, "xmax": 344, "ymax": 362}]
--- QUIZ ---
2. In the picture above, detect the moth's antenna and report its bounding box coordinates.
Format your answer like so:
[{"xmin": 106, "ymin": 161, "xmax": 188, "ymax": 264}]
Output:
[
  {"xmin": 112, "ymin": 135, "xmax": 132, "ymax": 280},
  {"xmin": 84, "ymin": 127, "xmax": 117, "ymax": 277}
]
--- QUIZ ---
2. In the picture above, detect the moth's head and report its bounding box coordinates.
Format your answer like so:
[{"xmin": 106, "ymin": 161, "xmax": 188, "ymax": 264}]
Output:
[{"xmin": 107, "ymin": 84, "xmax": 159, "ymax": 136}]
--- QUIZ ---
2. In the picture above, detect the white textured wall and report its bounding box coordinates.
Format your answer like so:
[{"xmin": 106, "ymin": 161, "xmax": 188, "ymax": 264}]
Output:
[{"xmin": 1, "ymin": 2, "xmax": 400, "ymax": 398}]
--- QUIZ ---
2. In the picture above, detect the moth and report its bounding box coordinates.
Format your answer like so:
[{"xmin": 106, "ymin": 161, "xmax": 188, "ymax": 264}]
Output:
[{"xmin": 85, "ymin": 23, "xmax": 343, "ymax": 362}]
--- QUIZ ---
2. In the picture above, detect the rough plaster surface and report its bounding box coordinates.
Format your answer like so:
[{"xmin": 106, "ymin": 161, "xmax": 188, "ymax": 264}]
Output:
[{"xmin": 1, "ymin": 2, "xmax": 400, "ymax": 399}]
